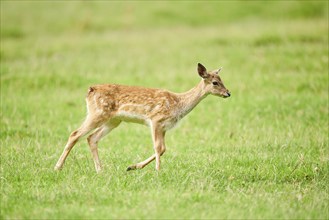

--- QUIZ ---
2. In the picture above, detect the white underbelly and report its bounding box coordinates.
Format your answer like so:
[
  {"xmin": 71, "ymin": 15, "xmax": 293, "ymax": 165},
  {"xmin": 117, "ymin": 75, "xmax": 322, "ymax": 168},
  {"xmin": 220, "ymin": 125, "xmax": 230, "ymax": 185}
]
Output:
[{"xmin": 115, "ymin": 111, "xmax": 149, "ymax": 126}]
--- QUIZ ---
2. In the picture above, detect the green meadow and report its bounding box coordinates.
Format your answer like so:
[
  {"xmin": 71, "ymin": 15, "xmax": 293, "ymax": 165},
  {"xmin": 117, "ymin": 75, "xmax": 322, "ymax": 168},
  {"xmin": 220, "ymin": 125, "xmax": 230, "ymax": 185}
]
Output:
[{"xmin": 1, "ymin": 1, "xmax": 328, "ymax": 219}]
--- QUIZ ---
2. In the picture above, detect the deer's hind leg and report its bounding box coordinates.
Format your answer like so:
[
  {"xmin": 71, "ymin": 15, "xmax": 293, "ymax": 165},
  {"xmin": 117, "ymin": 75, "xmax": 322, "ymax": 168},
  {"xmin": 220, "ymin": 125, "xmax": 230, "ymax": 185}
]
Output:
[
  {"xmin": 87, "ymin": 120, "xmax": 121, "ymax": 173},
  {"xmin": 54, "ymin": 115, "xmax": 103, "ymax": 171}
]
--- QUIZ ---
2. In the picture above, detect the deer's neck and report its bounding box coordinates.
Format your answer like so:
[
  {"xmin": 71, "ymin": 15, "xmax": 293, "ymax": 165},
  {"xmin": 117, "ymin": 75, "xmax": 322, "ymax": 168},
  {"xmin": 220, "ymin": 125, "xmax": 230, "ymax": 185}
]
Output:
[{"xmin": 176, "ymin": 80, "xmax": 208, "ymax": 119}]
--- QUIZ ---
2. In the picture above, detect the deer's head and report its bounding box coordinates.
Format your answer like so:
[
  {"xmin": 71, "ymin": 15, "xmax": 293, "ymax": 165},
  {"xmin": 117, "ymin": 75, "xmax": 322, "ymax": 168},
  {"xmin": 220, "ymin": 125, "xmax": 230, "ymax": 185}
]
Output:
[{"xmin": 197, "ymin": 63, "xmax": 230, "ymax": 98}]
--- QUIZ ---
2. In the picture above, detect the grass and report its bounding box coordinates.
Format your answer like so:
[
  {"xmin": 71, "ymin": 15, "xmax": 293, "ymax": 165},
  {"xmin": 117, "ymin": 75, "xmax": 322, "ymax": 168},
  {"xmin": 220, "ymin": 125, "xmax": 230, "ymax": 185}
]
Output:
[{"xmin": 1, "ymin": 1, "xmax": 328, "ymax": 219}]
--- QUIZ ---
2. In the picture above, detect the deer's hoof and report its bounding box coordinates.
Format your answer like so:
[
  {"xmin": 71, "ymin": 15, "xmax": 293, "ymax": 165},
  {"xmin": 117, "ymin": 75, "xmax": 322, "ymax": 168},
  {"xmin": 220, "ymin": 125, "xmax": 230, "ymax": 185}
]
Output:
[
  {"xmin": 126, "ymin": 166, "xmax": 136, "ymax": 171},
  {"xmin": 96, "ymin": 169, "xmax": 102, "ymax": 174},
  {"xmin": 54, "ymin": 166, "xmax": 62, "ymax": 171}
]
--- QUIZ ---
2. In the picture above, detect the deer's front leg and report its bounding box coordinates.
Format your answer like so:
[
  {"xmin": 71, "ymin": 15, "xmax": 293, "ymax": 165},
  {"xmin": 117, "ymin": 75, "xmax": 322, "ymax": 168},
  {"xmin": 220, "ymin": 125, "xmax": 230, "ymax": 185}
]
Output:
[
  {"xmin": 126, "ymin": 122, "xmax": 166, "ymax": 171},
  {"xmin": 151, "ymin": 123, "xmax": 166, "ymax": 171}
]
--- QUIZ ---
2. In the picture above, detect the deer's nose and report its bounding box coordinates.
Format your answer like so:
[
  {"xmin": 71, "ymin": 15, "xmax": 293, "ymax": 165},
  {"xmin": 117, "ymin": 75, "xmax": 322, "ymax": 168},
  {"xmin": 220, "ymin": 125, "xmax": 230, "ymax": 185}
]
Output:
[{"xmin": 226, "ymin": 91, "xmax": 231, "ymax": 97}]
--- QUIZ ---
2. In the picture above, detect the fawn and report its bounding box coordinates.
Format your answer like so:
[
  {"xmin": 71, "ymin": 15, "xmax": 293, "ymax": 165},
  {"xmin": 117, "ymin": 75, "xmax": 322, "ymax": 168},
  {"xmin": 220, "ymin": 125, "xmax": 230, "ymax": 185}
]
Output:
[{"xmin": 54, "ymin": 63, "xmax": 230, "ymax": 173}]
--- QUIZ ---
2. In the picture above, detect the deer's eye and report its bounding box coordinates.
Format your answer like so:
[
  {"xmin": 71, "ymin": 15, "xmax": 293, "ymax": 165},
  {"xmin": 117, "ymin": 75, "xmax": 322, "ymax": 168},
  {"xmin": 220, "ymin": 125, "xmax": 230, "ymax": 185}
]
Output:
[{"xmin": 212, "ymin": 81, "xmax": 219, "ymax": 86}]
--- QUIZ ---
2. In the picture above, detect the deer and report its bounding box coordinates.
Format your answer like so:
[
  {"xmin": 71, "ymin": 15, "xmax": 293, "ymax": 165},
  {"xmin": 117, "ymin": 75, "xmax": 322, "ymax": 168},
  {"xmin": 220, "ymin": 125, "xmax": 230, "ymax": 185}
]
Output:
[{"xmin": 54, "ymin": 63, "xmax": 230, "ymax": 173}]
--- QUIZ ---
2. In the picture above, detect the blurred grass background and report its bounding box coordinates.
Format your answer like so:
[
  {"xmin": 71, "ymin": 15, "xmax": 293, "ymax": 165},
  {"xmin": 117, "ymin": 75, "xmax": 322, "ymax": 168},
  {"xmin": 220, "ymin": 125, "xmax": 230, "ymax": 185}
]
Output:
[{"xmin": 1, "ymin": 1, "xmax": 328, "ymax": 219}]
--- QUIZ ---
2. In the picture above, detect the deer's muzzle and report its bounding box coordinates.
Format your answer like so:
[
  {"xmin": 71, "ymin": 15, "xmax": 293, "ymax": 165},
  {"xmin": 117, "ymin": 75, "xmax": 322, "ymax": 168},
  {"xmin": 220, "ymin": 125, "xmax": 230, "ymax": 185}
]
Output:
[{"xmin": 223, "ymin": 91, "xmax": 231, "ymax": 98}]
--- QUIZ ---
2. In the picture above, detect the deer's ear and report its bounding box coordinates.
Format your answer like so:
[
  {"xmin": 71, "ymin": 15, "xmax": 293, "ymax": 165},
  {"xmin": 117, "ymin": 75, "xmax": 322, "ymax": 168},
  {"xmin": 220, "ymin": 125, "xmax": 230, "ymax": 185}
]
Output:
[
  {"xmin": 197, "ymin": 63, "xmax": 209, "ymax": 78},
  {"xmin": 215, "ymin": 67, "xmax": 223, "ymax": 74}
]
